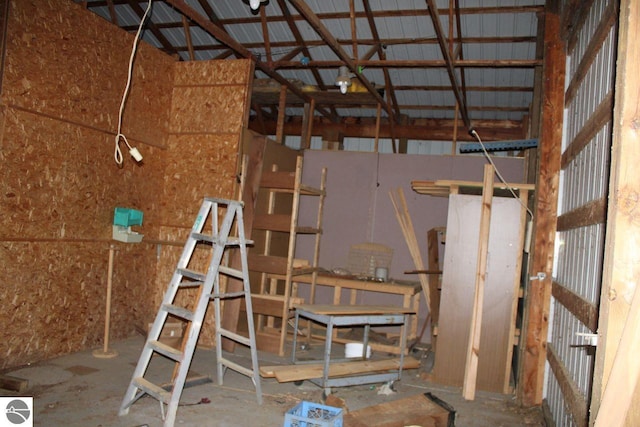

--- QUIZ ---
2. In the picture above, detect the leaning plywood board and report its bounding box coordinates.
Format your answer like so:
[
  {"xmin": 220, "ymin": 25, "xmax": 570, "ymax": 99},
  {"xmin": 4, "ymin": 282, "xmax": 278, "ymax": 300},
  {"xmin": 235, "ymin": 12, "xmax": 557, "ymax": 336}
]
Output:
[
  {"xmin": 433, "ymin": 194, "xmax": 524, "ymax": 393},
  {"xmin": 260, "ymin": 357, "xmax": 420, "ymax": 382}
]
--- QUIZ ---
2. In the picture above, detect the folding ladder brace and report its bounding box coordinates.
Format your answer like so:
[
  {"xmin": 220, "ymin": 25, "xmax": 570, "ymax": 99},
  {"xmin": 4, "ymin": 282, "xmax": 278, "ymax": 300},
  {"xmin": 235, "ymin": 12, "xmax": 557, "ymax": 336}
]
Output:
[{"xmin": 119, "ymin": 197, "xmax": 262, "ymax": 427}]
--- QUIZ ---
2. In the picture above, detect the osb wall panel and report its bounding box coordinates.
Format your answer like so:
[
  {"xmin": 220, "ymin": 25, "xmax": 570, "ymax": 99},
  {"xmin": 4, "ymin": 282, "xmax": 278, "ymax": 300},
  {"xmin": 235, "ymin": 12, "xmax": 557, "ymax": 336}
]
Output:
[
  {"xmin": 0, "ymin": 242, "xmax": 157, "ymax": 369},
  {"xmin": 173, "ymin": 61, "xmax": 252, "ymax": 86},
  {"xmin": 4, "ymin": 0, "xmax": 173, "ymax": 147},
  {"xmin": 161, "ymin": 134, "xmax": 240, "ymax": 226},
  {"xmin": 154, "ymin": 59, "xmax": 253, "ymax": 347},
  {"xmin": 0, "ymin": 0, "xmax": 175, "ymax": 369},
  {"xmin": 0, "ymin": 110, "xmax": 165, "ymax": 239},
  {"xmin": 170, "ymin": 60, "xmax": 251, "ymax": 135}
]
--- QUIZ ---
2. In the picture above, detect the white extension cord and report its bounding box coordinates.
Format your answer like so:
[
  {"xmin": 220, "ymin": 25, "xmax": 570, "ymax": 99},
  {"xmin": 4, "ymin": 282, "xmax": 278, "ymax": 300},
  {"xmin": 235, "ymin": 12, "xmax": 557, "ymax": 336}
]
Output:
[{"xmin": 114, "ymin": 0, "xmax": 152, "ymax": 166}]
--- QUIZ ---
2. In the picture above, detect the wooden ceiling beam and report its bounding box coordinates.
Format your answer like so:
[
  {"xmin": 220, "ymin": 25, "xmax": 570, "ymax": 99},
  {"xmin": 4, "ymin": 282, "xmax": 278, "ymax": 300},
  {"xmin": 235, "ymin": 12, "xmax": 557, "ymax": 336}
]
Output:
[
  {"xmin": 106, "ymin": 0, "xmax": 119, "ymax": 25},
  {"xmin": 274, "ymin": 59, "xmax": 541, "ymax": 69},
  {"xmin": 454, "ymin": 0, "xmax": 469, "ymax": 109},
  {"xmin": 165, "ymin": 0, "xmax": 334, "ymax": 120},
  {"xmin": 125, "ymin": 0, "xmax": 177, "ymax": 56},
  {"xmin": 286, "ymin": 0, "xmax": 393, "ymax": 119},
  {"xmin": 249, "ymin": 117, "xmax": 525, "ymax": 142},
  {"xmin": 181, "ymin": 15, "xmax": 195, "ymax": 60},
  {"xmin": 426, "ymin": 0, "xmax": 472, "ymax": 131},
  {"xmin": 275, "ymin": 0, "xmax": 339, "ymax": 121},
  {"xmin": 392, "ymin": 85, "xmax": 533, "ymax": 92},
  {"xmin": 362, "ymin": 0, "xmax": 401, "ymax": 119},
  {"xmin": 92, "ymin": 1, "xmax": 543, "ymax": 22},
  {"xmin": 259, "ymin": 6, "xmax": 273, "ymax": 64}
]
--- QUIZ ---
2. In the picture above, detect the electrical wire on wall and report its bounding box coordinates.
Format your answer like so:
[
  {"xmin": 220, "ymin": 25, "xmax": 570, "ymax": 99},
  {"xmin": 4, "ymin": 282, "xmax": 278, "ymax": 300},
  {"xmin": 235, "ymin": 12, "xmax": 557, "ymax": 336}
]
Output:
[
  {"xmin": 469, "ymin": 129, "xmax": 534, "ymax": 220},
  {"xmin": 113, "ymin": 0, "xmax": 152, "ymax": 166}
]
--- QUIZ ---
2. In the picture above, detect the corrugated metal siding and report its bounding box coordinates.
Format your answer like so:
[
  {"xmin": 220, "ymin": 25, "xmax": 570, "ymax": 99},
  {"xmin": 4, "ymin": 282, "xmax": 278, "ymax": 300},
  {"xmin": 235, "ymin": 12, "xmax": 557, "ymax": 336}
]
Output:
[{"xmin": 546, "ymin": 0, "xmax": 616, "ymax": 425}]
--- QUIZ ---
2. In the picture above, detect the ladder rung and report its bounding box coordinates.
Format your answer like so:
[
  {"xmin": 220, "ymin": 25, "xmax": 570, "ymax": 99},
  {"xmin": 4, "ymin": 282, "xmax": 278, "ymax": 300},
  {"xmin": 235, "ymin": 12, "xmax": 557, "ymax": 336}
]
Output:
[
  {"xmin": 178, "ymin": 268, "xmax": 206, "ymax": 282},
  {"xmin": 218, "ymin": 328, "xmax": 251, "ymax": 346},
  {"xmin": 218, "ymin": 265, "xmax": 244, "ymax": 279},
  {"xmin": 148, "ymin": 340, "xmax": 183, "ymax": 362},
  {"xmin": 219, "ymin": 357, "xmax": 254, "ymax": 377},
  {"xmin": 191, "ymin": 232, "xmax": 216, "ymax": 244},
  {"xmin": 178, "ymin": 280, "xmax": 203, "ymax": 288},
  {"xmin": 133, "ymin": 377, "xmax": 171, "ymax": 404},
  {"xmin": 191, "ymin": 233, "xmax": 254, "ymax": 247},
  {"xmin": 295, "ymin": 226, "xmax": 322, "ymax": 234},
  {"xmin": 210, "ymin": 291, "xmax": 246, "ymax": 299},
  {"xmin": 163, "ymin": 304, "xmax": 195, "ymax": 321},
  {"xmin": 223, "ymin": 238, "xmax": 254, "ymax": 247}
]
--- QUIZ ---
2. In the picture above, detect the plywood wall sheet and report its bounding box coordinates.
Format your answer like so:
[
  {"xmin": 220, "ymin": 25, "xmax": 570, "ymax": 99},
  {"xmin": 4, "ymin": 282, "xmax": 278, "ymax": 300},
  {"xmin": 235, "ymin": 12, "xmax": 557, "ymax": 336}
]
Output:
[
  {"xmin": 169, "ymin": 86, "xmax": 249, "ymax": 135},
  {"xmin": 4, "ymin": 0, "xmax": 173, "ymax": 146},
  {"xmin": 0, "ymin": 241, "xmax": 157, "ymax": 369},
  {"xmin": 173, "ymin": 60, "xmax": 252, "ymax": 86},
  {"xmin": 161, "ymin": 134, "xmax": 239, "ymax": 227},
  {"xmin": 0, "ymin": 109, "xmax": 164, "ymax": 240},
  {"xmin": 0, "ymin": 0, "xmax": 170, "ymax": 369},
  {"xmin": 432, "ymin": 194, "xmax": 523, "ymax": 393}
]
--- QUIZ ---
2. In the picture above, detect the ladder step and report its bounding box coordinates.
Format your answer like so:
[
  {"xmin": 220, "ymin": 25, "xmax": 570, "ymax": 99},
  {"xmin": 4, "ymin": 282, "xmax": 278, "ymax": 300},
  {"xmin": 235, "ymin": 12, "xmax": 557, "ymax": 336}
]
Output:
[
  {"xmin": 163, "ymin": 304, "xmax": 195, "ymax": 321},
  {"xmin": 218, "ymin": 265, "xmax": 244, "ymax": 280},
  {"xmin": 191, "ymin": 232, "xmax": 254, "ymax": 247},
  {"xmin": 218, "ymin": 328, "xmax": 251, "ymax": 346},
  {"xmin": 211, "ymin": 291, "xmax": 246, "ymax": 299},
  {"xmin": 178, "ymin": 268, "xmax": 206, "ymax": 282},
  {"xmin": 148, "ymin": 340, "xmax": 183, "ymax": 362},
  {"xmin": 132, "ymin": 377, "xmax": 171, "ymax": 404},
  {"xmin": 219, "ymin": 357, "xmax": 254, "ymax": 378},
  {"xmin": 178, "ymin": 280, "xmax": 203, "ymax": 289}
]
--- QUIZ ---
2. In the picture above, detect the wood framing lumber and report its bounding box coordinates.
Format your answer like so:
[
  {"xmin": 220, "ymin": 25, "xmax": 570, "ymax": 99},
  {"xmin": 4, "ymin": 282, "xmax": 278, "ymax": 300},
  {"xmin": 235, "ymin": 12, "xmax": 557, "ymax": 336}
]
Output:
[
  {"xmin": 462, "ymin": 163, "xmax": 494, "ymax": 400},
  {"xmin": 518, "ymin": 5, "xmax": 564, "ymax": 406},
  {"xmin": 389, "ymin": 188, "xmax": 432, "ymax": 314},
  {"xmin": 594, "ymin": 283, "xmax": 640, "ymax": 427},
  {"xmin": 0, "ymin": 374, "xmax": 28, "ymax": 393},
  {"xmin": 259, "ymin": 356, "xmax": 420, "ymax": 382}
]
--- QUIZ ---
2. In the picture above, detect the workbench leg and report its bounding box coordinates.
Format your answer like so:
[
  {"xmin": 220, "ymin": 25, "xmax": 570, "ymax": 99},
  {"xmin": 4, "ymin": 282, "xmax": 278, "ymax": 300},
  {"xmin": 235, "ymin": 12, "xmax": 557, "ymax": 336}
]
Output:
[
  {"xmin": 362, "ymin": 324, "xmax": 371, "ymax": 359},
  {"xmin": 291, "ymin": 311, "xmax": 300, "ymax": 363},
  {"xmin": 322, "ymin": 320, "xmax": 334, "ymax": 396},
  {"xmin": 398, "ymin": 314, "xmax": 409, "ymax": 380}
]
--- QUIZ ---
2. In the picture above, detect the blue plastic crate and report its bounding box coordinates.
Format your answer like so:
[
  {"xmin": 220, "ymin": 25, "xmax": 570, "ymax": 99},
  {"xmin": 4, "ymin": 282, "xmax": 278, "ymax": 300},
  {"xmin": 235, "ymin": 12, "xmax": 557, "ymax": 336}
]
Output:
[{"xmin": 284, "ymin": 401, "xmax": 343, "ymax": 427}]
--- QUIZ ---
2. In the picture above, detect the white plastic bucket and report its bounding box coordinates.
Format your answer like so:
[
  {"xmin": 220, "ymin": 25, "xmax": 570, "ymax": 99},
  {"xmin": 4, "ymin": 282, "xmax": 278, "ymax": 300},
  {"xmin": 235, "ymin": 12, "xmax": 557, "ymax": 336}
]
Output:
[{"xmin": 345, "ymin": 342, "xmax": 372, "ymax": 359}]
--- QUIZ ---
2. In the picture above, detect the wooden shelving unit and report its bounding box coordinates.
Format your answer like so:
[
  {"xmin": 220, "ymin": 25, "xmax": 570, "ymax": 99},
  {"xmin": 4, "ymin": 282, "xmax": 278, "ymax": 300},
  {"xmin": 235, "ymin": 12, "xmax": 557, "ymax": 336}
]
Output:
[{"xmin": 248, "ymin": 155, "xmax": 327, "ymax": 356}]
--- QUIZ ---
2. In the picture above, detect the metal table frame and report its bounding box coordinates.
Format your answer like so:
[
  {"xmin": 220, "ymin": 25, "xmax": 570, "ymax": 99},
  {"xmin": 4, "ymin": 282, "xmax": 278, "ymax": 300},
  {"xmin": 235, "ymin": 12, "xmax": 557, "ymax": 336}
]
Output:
[{"xmin": 291, "ymin": 304, "xmax": 412, "ymax": 395}]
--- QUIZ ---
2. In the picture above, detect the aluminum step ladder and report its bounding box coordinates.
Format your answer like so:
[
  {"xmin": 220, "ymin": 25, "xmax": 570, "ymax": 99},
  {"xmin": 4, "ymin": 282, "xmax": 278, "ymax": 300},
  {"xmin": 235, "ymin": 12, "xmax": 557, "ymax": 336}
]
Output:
[{"xmin": 119, "ymin": 197, "xmax": 262, "ymax": 427}]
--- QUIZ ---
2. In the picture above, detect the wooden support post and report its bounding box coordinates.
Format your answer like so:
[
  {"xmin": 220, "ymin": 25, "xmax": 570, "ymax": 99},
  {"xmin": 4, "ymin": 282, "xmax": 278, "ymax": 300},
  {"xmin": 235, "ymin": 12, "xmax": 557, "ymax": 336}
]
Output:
[
  {"xmin": 397, "ymin": 114, "xmax": 409, "ymax": 153},
  {"xmin": 374, "ymin": 103, "xmax": 381, "ymax": 152},
  {"xmin": 276, "ymin": 85, "xmax": 287, "ymax": 144},
  {"xmin": 517, "ymin": 3, "xmax": 564, "ymax": 406},
  {"xmin": 426, "ymin": 227, "xmax": 443, "ymax": 350},
  {"xmin": 300, "ymin": 99, "xmax": 315, "ymax": 150},
  {"xmin": 462, "ymin": 163, "xmax": 494, "ymax": 400}
]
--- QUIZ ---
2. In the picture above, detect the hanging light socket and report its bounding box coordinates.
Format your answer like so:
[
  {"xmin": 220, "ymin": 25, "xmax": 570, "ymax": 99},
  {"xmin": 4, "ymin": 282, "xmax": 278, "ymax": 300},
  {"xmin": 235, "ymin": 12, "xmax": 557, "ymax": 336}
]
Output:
[
  {"xmin": 249, "ymin": 0, "xmax": 267, "ymax": 10},
  {"xmin": 335, "ymin": 65, "xmax": 352, "ymax": 94}
]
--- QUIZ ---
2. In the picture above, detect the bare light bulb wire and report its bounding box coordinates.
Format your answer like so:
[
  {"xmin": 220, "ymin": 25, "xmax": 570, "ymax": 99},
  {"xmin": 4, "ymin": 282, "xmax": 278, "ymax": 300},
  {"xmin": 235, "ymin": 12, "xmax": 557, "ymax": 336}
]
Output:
[
  {"xmin": 470, "ymin": 129, "xmax": 534, "ymax": 220},
  {"xmin": 114, "ymin": 0, "xmax": 152, "ymax": 165}
]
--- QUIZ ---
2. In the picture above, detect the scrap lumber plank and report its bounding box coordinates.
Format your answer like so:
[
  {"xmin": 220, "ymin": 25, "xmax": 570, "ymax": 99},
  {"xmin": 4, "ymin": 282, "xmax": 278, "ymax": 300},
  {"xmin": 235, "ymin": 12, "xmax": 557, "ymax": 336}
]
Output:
[
  {"xmin": 594, "ymin": 282, "xmax": 640, "ymax": 427},
  {"xmin": 260, "ymin": 357, "xmax": 420, "ymax": 383},
  {"xmin": 343, "ymin": 393, "xmax": 453, "ymax": 427},
  {"xmin": 462, "ymin": 163, "xmax": 494, "ymax": 400},
  {"xmin": 0, "ymin": 374, "xmax": 28, "ymax": 393}
]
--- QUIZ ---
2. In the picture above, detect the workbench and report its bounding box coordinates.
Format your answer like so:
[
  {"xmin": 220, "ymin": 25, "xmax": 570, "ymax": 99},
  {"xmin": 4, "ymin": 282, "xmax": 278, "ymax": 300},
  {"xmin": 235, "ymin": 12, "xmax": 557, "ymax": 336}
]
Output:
[
  {"xmin": 286, "ymin": 273, "xmax": 422, "ymax": 354},
  {"xmin": 291, "ymin": 304, "xmax": 415, "ymax": 395}
]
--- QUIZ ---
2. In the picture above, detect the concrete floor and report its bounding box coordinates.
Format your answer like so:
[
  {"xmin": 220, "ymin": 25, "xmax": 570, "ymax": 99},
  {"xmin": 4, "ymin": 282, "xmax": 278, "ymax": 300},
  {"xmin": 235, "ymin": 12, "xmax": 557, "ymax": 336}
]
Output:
[{"xmin": 2, "ymin": 336, "xmax": 546, "ymax": 427}]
